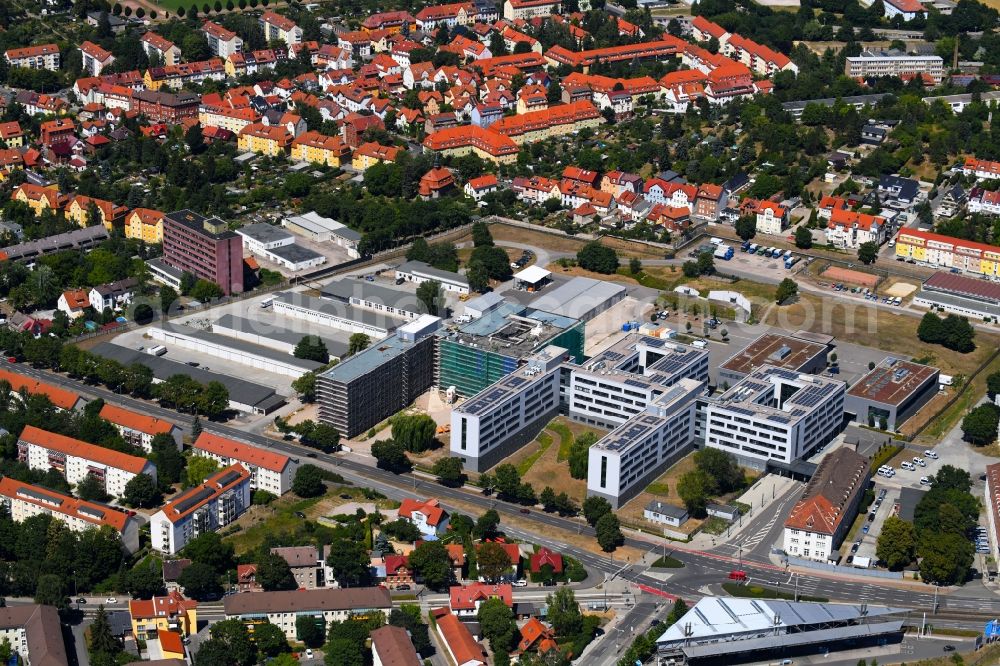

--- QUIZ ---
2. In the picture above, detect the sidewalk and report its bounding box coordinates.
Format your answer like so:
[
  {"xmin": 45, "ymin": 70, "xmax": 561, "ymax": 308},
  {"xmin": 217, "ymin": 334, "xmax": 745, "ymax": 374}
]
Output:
[{"xmin": 688, "ymin": 475, "xmax": 801, "ymax": 550}]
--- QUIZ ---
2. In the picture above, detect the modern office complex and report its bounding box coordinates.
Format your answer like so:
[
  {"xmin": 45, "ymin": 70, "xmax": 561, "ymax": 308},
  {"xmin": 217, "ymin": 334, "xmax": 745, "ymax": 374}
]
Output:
[
  {"xmin": 844, "ymin": 357, "xmax": 939, "ymax": 431},
  {"xmin": 450, "ymin": 346, "xmax": 567, "ymax": 472},
  {"xmin": 587, "ymin": 378, "xmax": 703, "ymax": 507},
  {"xmin": 783, "ymin": 446, "xmax": 870, "ymax": 562},
  {"xmin": 451, "ymin": 334, "xmax": 711, "ymax": 503},
  {"xmin": 704, "ymin": 366, "xmax": 846, "ymax": 468},
  {"xmin": 162, "ymin": 209, "xmax": 244, "ymax": 295},
  {"xmin": 16, "ymin": 425, "xmax": 157, "ymax": 498},
  {"xmin": 150, "ymin": 464, "xmax": 251, "ymax": 554},
  {"xmin": 718, "ymin": 332, "xmax": 830, "ymax": 385},
  {"xmin": 223, "ymin": 588, "xmax": 392, "ymax": 641},
  {"xmin": 317, "ymin": 316, "xmax": 441, "ymax": 437},
  {"xmin": 191, "ymin": 432, "xmax": 296, "ymax": 496},
  {"xmin": 0, "ymin": 477, "xmax": 140, "ymax": 553},
  {"xmin": 566, "ymin": 336, "xmax": 710, "ymax": 429},
  {"xmin": 437, "ymin": 301, "xmax": 584, "ymax": 397}
]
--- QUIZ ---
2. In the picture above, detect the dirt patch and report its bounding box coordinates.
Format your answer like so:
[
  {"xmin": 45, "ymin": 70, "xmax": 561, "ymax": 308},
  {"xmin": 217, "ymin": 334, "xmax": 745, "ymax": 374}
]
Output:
[
  {"xmin": 896, "ymin": 389, "xmax": 953, "ymax": 437},
  {"xmin": 546, "ymin": 263, "xmax": 640, "ymax": 284},
  {"xmin": 821, "ymin": 266, "xmax": 879, "ymax": 288},
  {"xmin": 489, "ymin": 223, "xmax": 666, "ymax": 259},
  {"xmin": 884, "ymin": 280, "xmax": 917, "ymax": 299}
]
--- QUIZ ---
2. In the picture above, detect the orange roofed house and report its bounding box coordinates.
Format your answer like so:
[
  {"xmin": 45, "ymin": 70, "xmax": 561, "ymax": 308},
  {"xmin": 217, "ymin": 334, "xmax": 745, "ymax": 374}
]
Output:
[
  {"xmin": 191, "ymin": 432, "xmax": 295, "ymax": 495},
  {"xmin": 125, "ymin": 207, "xmax": 166, "ymax": 244},
  {"xmin": 449, "ymin": 583, "xmax": 513, "ymax": 618},
  {"xmin": 4, "ymin": 43, "xmax": 60, "ymax": 71},
  {"xmin": 432, "ymin": 608, "xmax": 487, "ymax": 666},
  {"xmin": 418, "ymin": 167, "xmax": 455, "ymax": 199},
  {"xmin": 782, "ymin": 447, "xmax": 870, "ymax": 563},
  {"xmin": 99, "ymin": 403, "xmax": 182, "ymax": 452},
  {"xmin": 352, "ymin": 142, "xmax": 401, "ymax": 171},
  {"xmin": 398, "ymin": 497, "xmax": 450, "ymax": 536},
  {"xmin": 129, "ymin": 590, "xmax": 199, "ymax": 639},
  {"xmin": 825, "ymin": 207, "xmax": 886, "ymax": 250}
]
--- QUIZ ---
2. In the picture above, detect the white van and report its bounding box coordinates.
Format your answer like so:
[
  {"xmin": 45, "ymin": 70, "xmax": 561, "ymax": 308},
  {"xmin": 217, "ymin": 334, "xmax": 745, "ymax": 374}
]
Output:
[{"xmin": 900, "ymin": 461, "xmax": 915, "ymax": 471}]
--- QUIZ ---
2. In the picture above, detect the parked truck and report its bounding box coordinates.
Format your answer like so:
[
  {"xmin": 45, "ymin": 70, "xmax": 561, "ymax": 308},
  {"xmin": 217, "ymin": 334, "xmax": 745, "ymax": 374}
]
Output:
[
  {"xmin": 714, "ymin": 244, "xmax": 734, "ymax": 260},
  {"xmin": 748, "ymin": 244, "xmax": 759, "ymax": 254},
  {"xmin": 785, "ymin": 255, "xmax": 798, "ymax": 269}
]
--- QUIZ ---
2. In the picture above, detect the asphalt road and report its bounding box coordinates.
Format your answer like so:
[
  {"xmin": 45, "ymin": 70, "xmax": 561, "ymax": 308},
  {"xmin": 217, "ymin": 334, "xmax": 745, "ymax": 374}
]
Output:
[{"xmin": 11, "ymin": 362, "xmax": 1000, "ymax": 623}]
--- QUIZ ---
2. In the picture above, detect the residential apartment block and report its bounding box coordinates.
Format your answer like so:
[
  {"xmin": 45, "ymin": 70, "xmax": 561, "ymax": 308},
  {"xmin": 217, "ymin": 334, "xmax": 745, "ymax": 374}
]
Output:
[
  {"xmin": 895, "ymin": 228, "xmax": 1000, "ymax": 278},
  {"xmin": 203, "ymin": 21, "xmax": 243, "ymax": 58},
  {"xmin": 223, "ymin": 588, "xmax": 392, "ymax": 641},
  {"xmin": 782, "ymin": 447, "xmax": 870, "ymax": 562},
  {"xmin": 270, "ymin": 546, "xmax": 321, "ymax": 589},
  {"xmin": 150, "ymin": 464, "xmax": 251, "ymax": 555},
  {"xmin": 98, "ymin": 403, "xmax": 182, "ymax": 453},
  {"xmin": 260, "ymin": 11, "xmax": 302, "ymax": 47},
  {"xmin": 0, "ymin": 477, "xmax": 140, "ymax": 553},
  {"xmin": 191, "ymin": 432, "xmax": 295, "ymax": 496},
  {"xmin": 845, "ymin": 51, "xmax": 943, "ymax": 84},
  {"xmin": 162, "ymin": 209, "xmax": 244, "ymax": 295},
  {"xmin": 4, "ymin": 43, "xmax": 60, "ymax": 71},
  {"xmin": 16, "ymin": 425, "xmax": 157, "ymax": 498},
  {"xmin": 704, "ymin": 366, "xmax": 845, "ymax": 469}
]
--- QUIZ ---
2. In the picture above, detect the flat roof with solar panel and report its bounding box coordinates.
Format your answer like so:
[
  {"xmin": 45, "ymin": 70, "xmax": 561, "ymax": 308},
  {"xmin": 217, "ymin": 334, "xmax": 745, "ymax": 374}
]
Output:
[
  {"xmin": 720, "ymin": 332, "xmax": 829, "ymax": 378},
  {"xmin": 161, "ymin": 464, "xmax": 250, "ymax": 524},
  {"xmin": 456, "ymin": 346, "xmax": 566, "ymax": 418},
  {"xmin": 571, "ymin": 335, "xmax": 709, "ymax": 392},
  {"xmin": 593, "ymin": 379, "xmax": 703, "ymax": 454},
  {"xmin": 847, "ymin": 357, "xmax": 939, "ymax": 406},
  {"xmin": 711, "ymin": 365, "xmax": 845, "ymax": 424}
]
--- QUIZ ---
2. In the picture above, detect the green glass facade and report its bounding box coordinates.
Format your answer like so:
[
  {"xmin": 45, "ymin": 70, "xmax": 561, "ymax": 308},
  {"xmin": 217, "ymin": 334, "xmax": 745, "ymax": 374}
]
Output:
[{"xmin": 438, "ymin": 321, "xmax": 585, "ymax": 397}]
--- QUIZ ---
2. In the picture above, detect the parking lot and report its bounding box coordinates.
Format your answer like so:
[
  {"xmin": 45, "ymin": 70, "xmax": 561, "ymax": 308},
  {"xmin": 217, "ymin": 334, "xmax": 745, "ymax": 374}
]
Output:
[{"xmin": 717, "ymin": 243, "xmax": 805, "ymax": 285}]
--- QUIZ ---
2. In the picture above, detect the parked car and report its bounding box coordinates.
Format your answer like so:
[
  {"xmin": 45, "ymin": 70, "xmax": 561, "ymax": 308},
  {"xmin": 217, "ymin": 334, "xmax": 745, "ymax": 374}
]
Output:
[
  {"xmin": 513, "ymin": 580, "xmax": 528, "ymax": 587},
  {"xmin": 925, "ymin": 450, "xmax": 938, "ymax": 459}
]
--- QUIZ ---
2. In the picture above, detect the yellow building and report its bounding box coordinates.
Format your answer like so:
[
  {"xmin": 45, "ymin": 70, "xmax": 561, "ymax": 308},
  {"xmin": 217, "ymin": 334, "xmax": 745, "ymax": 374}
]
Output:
[
  {"xmin": 198, "ymin": 105, "xmax": 261, "ymax": 134},
  {"xmin": 238, "ymin": 123, "xmax": 293, "ymax": 157},
  {"xmin": 65, "ymin": 195, "xmax": 128, "ymax": 230},
  {"xmin": 422, "ymin": 126, "xmax": 520, "ymax": 165},
  {"xmin": 291, "ymin": 131, "xmax": 352, "ymax": 167},
  {"xmin": 352, "ymin": 142, "xmax": 402, "ymax": 171},
  {"xmin": 0, "ymin": 122, "xmax": 25, "ymax": 148},
  {"xmin": 11, "ymin": 184, "xmax": 61, "ymax": 216},
  {"xmin": 129, "ymin": 591, "xmax": 198, "ymax": 640},
  {"xmin": 125, "ymin": 208, "xmax": 165, "ymax": 244},
  {"xmin": 895, "ymin": 228, "xmax": 1000, "ymax": 277}
]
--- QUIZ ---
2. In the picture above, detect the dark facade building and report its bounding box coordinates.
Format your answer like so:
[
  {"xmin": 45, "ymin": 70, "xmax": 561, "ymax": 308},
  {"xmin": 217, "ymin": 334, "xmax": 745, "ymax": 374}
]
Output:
[
  {"xmin": 133, "ymin": 90, "xmax": 200, "ymax": 123},
  {"xmin": 162, "ymin": 209, "xmax": 243, "ymax": 295}
]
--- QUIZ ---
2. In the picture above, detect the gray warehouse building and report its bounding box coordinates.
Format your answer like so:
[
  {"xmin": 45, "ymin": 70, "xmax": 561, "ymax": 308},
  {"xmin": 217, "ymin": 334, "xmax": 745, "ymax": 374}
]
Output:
[
  {"xmin": 528, "ymin": 276, "xmax": 626, "ymax": 322},
  {"xmin": 844, "ymin": 357, "xmax": 939, "ymax": 431},
  {"xmin": 317, "ymin": 315, "xmax": 441, "ymax": 438}
]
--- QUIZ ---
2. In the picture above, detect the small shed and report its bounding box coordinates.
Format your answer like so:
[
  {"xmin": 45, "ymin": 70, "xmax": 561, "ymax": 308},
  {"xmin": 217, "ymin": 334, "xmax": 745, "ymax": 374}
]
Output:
[
  {"xmin": 644, "ymin": 501, "xmax": 689, "ymax": 527},
  {"xmin": 513, "ymin": 265, "xmax": 551, "ymax": 292}
]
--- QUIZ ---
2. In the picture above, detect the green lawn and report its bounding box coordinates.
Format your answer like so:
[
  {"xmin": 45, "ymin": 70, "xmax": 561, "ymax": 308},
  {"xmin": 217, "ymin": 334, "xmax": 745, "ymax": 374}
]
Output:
[
  {"xmin": 225, "ymin": 494, "xmax": 326, "ymax": 554},
  {"xmin": 552, "ymin": 423, "xmax": 574, "ymax": 461},
  {"xmin": 721, "ymin": 582, "xmax": 827, "ymax": 603},
  {"xmin": 651, "ymin": 555, "xmax": 684, "ymax": 568},
  {"xmin": 517, "ymin": 431, "xmax": 553, "ymax": 476}
]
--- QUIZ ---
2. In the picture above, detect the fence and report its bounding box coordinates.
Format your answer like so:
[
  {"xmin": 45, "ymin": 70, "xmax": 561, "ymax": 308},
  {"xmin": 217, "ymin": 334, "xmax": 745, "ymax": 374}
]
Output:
[{"xmin": 783, "ymin": 554, "xmax": 904, "ymax": 580}]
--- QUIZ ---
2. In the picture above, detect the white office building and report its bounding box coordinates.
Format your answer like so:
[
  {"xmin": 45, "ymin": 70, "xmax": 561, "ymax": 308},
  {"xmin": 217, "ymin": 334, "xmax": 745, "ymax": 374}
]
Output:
[
  {"xmin": 587, "ymin": 378, "xmax": 703, "ymax": 508},
  {"xmin": 450, "ymin": 346, "xmax": 565, "ymax": 472},
  {"xmin": 16, "ymin": 425, "xmax": 156, "ymax": 498},
  {"xmin": 395, "ymin": 260, "xmax": 470, "ymax": 294},
  {"xmin": 150, "ymin": 464, "xmax": 251, "ymax": 554},
  {"xmin": 191, "ymin": 432, "xmax": 296, "ymax": 496},
  {"xmin": 703, "ymin": 366, "xmax": 846, "ymax": 469}
]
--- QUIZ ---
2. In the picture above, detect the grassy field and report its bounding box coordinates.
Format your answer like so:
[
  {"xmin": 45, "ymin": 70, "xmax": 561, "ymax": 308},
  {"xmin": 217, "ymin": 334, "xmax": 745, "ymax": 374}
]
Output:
[
  {"xmin": 506, "ymin": 416, "xmax": 605, "ymax": 502},
  {"xmin": 225, "ymin": 493, "xmax": 329, "ymax": 555},
  {"xmin": 489, "ymin": 223, "xmax": 668, "ymax": 260}
]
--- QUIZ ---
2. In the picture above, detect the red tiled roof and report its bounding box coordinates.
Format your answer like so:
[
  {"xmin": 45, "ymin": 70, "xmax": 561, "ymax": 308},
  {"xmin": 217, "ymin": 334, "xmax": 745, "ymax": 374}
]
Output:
[
  {"xmin": 449, "ymin": 583, "xmax": 513, "ymax": 610},
  {"xmin": 964, "ymin": 156, "xmax": 1000, "ymax": 178},
  {"xmin": 61, "ymin": 289, "xmax": 89, "ymax": 310},
  {"xmin": 193, "ymin": 432, "xmax": 291, "ymax": 472},
  {"xmin": 18, "ymin": 425, "xmax": 149, "ymax": 474},
  {"xmin": 158, "ymin": 464, "xmax": 250, "ymax": 524},
  {"xmin": 5, "ymin": 43, "xmax": 59, "ymax": 59},
  {"xmin": 99, "ymin": 404, "xmax": 176, "ymax": 437},
  {"xmin": 129, "ymin": 590, "xmax": 198, "ymax": 620},
  {"xmin": 261, "ymin": 10, "xmax": 297, "ymax": 31},
  {"xmin": 0, "ymin": 477, "xmax": 130, "ymax": 531},
  {"xmin": 398, "ymin": 498, "xmax": 447, "ymax": 526},
  {"xmin": 529, "ymin": 547, "xmax": 563, "ymax": 573},
  {"xmin": 158, "ymin": 630, "xmax": 184, "ymax": 655},
  {"xmin": 423, "ymin": 125, "xmax": 518, "ymax": 157},
  {"xmin": 828, "ymin": 207, "xmax": 884, "ymax": 231},
  {"xmin": 896, "ymin": 228, "xmax": 1000, "ymax": 259},
  {"xmin": 80, "ymin": 41, "xmax": 113, "ymax": 62},
  {"xmin": 0, "ymin": 369, "xmax": 79, "ymax": 409},
  {"xmin": 466, "ymin": 174, "xmax": 498, "ymax": 191},
  {"xmin": 433, "ymin": 609, "xmax": 487, "ymax": 665}
]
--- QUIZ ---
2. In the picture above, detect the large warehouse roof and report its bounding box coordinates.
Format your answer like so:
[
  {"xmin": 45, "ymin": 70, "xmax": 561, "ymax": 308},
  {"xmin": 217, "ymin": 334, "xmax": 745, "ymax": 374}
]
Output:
[
  {"xmin": 528, "ymin": 276, "xmax": 625, "ymax": 320},
  {"xmin": 923, "ymin": 271, "xmax": 1000, "ymax": 302}
]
